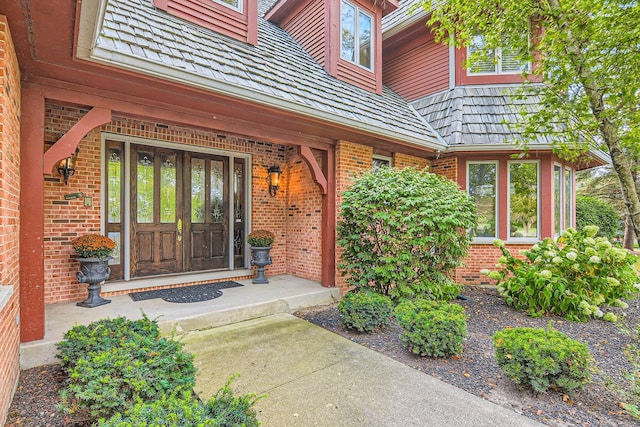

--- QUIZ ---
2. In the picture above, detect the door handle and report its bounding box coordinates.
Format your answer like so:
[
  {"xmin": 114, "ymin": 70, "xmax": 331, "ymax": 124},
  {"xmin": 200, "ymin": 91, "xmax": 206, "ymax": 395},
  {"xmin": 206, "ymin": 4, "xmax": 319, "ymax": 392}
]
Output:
[{"xmin": 177, "ymin": 218, "xmax": 183, "ymax": 242}]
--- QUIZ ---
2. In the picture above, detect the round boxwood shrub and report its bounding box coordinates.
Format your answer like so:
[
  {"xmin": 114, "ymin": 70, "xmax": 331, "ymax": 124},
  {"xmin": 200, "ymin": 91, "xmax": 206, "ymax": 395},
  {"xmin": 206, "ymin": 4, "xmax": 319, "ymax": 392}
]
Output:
[
  {"xmin": 337, "ymin": 167, "xmax": 476, "ymax": 302},
  {"xmin": 337, "ymin": 290, "xmax": 394, "ymax": 333},
  {"xmin": 576, "ymin": 195, "xmax": 620, "ymax": 240},
  {"xmin": 493, "ymin": 325, "xmax": 592, "ymax": 393},
  {"xmin": 394, "ymin": 299, "xmax": 467, "ymax": 357}
]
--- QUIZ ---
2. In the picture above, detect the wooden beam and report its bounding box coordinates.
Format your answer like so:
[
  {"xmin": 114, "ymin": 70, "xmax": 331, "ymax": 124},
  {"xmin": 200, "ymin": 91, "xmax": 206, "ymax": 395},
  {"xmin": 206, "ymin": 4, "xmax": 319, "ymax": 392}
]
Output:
[
  {"xmin": 42, "ymin": 107, "xmax": 112, "ymax": 174},
  {"xmin": 297, "ymin": 145, "xmax": 328, "ymax": 194},
  {"xmin": 321, "ymin": 147, "xmax": 336, "ymax": 287}
]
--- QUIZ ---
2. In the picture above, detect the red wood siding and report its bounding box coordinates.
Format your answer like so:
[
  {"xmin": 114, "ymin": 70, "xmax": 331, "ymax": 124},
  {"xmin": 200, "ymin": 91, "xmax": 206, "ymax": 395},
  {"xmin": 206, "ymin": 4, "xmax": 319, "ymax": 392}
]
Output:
[
  {"xmin": 154, "ymin": 0, "xmax": 257, "ymax": 45},
  {"xmin": 383, "ymin": 39, "xmax": 449, "ymax": 101},
  {"xmin": 281, "ymin": 0, "xmax": 326, "ymax": 67}
]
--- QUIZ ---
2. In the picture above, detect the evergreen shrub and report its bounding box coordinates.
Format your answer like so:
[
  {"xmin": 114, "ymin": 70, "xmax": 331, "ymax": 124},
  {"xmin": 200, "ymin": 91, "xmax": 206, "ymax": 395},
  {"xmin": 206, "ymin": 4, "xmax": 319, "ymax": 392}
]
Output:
[
  {"xmin": 493, "ymin": 325, "xmax": 592, "ymax": 393},
  {"xmin": 394, "ymin": 299, "xmax": 467, "ymax": 357},
  {"xmin": 337, "ymin": 167, "xmax": 476, "ymax": 301},
  {"xmin": 576, "ymin": 195, "xmax": 620, "ymax": 240},
  {"xmin": 337, "ymin": 290, "xmax": 394, "ymax": 332}
]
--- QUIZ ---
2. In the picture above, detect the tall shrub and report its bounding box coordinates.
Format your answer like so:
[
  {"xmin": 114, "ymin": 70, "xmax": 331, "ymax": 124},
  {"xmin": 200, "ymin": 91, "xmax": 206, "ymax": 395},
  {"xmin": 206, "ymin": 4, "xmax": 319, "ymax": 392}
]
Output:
[
  {"xmin": 338, "ymin": 167, "xmax": 476, "ymax": 301},
  {"xmin": 576, "ymin": 195, "xmax": 620, "ymax": 240}
]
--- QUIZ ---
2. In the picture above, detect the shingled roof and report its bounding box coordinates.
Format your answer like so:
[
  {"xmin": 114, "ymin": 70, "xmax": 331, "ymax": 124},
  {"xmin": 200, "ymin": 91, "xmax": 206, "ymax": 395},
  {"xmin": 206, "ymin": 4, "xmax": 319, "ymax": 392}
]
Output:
[
  {"xmin": 86, "ymin": 0, "xmax": 444, "ymax": 149},
  {"xmin": 412, "ymin": 86, "xmax": 555, "ymax": 146}
]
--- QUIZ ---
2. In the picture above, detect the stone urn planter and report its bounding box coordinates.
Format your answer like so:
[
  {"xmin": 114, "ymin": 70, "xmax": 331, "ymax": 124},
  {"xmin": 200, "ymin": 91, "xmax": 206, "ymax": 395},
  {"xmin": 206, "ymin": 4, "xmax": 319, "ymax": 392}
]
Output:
[
  {"xmin": 71, "ymin": 234, "xmax": 116, "ymax": 308},
  {"xmin": 247, "ymin": 230, "xmax": 275, "ymax": 284},
  {"xmin": 250, "ymin": 246, "xmax": 272, "ymax": 284},
  {"xmin": 75, "ymin": 257, "xmax": 112, "ymax": 307}
]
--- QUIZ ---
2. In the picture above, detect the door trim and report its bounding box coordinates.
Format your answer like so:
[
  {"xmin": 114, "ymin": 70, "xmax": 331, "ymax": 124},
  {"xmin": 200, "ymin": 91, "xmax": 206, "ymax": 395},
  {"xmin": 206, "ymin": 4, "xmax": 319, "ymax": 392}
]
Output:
[{"xmin": 100, "ymin": 132, "xmax": 252, "ymax": 281}]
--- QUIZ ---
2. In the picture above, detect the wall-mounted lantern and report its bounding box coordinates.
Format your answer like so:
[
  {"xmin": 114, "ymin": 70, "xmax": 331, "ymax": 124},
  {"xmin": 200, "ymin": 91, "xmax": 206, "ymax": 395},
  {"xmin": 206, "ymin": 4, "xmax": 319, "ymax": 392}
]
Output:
[
  {"xmin": 267, "ymin": 165, "xmax": 282, "ymax": 197},
  {"xmin": 57, "ymin": 147, "xmax": 79, "ymax": 185}
]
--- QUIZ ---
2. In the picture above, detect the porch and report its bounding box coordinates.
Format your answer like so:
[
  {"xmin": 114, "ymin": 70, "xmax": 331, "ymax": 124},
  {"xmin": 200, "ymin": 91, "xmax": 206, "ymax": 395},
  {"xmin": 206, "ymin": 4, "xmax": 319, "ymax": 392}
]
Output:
[{"xmin": 19, "ymin": 274, "xmax": 339, "ymax": 369}]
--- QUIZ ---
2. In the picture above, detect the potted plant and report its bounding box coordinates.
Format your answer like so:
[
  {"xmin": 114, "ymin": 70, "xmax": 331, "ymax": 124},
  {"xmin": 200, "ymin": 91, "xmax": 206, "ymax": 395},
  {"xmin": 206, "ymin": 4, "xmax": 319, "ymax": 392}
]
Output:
[
  {"xmin": 71, "ymin": 234, "xmax": 116, "ymax": 307},
  {"xmin": 247, "ymin": 230, "xmax": 274, "ymax": 284}
]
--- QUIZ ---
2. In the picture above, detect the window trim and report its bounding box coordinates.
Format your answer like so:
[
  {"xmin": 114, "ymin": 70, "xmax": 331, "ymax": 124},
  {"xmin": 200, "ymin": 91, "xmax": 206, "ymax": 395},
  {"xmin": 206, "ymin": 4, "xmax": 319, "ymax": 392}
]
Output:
[
  {"xmin": 467, "ymin": 161, "xmax": 499, "ymax": 243},
  {"xmin": 211, "ymin": 0, "xmax": 242, "ymax": 13},
  {"xmin": 507, "ymin": 160, "xmax": 540, "ymax": 242},
  {"xmin": 339, "ymin": 0, "xmax": 374, "ymax": 72},
  {"xmin": 372, "ymin": 154, "xmax": 392, "ymax": 172},
  {"xmin": 467, "ymin": 35, "xmax": 531, "ymax": 76}
]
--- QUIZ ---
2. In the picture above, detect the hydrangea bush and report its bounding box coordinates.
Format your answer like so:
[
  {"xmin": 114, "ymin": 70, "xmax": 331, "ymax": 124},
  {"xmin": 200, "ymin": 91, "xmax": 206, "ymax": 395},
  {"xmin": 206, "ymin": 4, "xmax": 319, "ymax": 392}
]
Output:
[{"xmin": 483, "ymin": 226, "xmax": 639, "ymax": 321}]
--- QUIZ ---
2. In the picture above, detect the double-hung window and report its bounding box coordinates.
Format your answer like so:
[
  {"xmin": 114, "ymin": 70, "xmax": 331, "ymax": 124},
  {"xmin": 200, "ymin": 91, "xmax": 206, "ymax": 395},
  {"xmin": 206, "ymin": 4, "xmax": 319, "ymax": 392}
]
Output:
[
  {"xmin": 554, "ymin": 164, "xmax": 574, "ymax": 236},
  {"xmin": 508, "ymin": 161, "xmax": 539, "ymax": 239},
  {"xmin": 340, "ymin": 1, "xmax": 373, "ymax": 70},
  {"xmin": 467, "ymin": 162, "xmax": 498, "ymax": 240},
  {"xmin": 468, "ymin": 35, "xmax": 530, "ymax": 75}
]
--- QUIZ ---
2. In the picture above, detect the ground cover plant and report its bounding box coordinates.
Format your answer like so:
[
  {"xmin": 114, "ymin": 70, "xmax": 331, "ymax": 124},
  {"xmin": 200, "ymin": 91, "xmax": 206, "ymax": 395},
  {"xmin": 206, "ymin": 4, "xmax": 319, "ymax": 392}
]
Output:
[
  {"xmin": 55, "ymin": 316, "xmax": 261, "ymax": 426},
  {"xmin": 337, "ymin": 167, "xmax": 476, "ymax": 302},
  {"xmin": 493, "ymin": 324, "xmax": 592, "ymax": 393},
  {"xmin": 485, "ymin": 226, "xmax": 640, "ymax": 321}
]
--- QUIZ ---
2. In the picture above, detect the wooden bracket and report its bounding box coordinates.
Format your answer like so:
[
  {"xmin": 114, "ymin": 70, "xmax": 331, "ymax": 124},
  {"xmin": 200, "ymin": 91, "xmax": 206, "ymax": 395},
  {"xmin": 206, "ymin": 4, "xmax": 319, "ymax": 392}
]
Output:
[
  {"xmin": 297, "ymin": 145, "xmax": 327, "ymax": 195},
  {"xmin": 43, "ymin": 107, "xmax": 112, "ymax": 175}
]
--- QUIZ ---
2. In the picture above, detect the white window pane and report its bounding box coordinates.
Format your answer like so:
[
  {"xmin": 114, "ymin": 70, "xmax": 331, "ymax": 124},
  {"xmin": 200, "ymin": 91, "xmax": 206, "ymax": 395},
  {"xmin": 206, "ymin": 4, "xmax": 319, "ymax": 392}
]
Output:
[
  {"xmin": 469, "ymin": 163, "xmax": 497, "ymax": 238},
  {"xmin": 501, "ymin": 44, "xmax": 527, "ymax": 72},
  {"xmin": 509, "ymin": 163, "xmax": 538, "ymax": 238},
  {"xmin": 554, "ymin": 165, "xmax": 562, "ymax": 236},
  {"xmin": 469, "ymin": 35, "xmax": 496, "ymax": 73},
  {"xmin": 340, "ymin": 1, "xmax": 356, "ymax": 62},
  {"xmin": 565, "ymin": 169, "xmax": 572, "ymax": 229},
  {"xmin": 358, "ymin": 11, "xmax": 372, "ymax": 69}
]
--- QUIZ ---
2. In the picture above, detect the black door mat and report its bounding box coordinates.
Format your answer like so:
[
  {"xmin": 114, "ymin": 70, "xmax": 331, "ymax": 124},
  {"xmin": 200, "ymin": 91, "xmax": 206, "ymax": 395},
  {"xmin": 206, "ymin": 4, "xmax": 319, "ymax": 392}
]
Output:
[{"xmin": 129, "ymin": 281, "xmax": 243, "ymax": 303}]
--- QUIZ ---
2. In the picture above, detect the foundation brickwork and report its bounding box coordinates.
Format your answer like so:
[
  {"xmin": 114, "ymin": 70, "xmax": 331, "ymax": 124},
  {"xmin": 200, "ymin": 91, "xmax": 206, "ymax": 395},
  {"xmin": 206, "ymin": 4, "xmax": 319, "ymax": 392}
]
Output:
[
  {"xmin": 393, "ymin": 152, "xmax": 430, "ymax": 170},
  {"xmin": 285, "ymin": 148, "xmax": 323, "ymax": 282},
  {"xmin": 43, "ymin": 102, "xmax": 312, "ymax": 303},
  {"xmin": 0, "ymin": 16, "xmax": 21, "ymax": 425},
  {"xmin": 457, "ymin": 243, "xmax": 532, "ymax": 285},
  {"xmin": 335, "ymin": 141, "xmax": 373, "ymax": 294}
]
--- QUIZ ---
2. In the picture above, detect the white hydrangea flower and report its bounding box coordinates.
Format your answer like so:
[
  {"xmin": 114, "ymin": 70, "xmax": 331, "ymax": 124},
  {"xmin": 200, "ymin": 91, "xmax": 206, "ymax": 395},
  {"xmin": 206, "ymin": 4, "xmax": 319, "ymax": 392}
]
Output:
[
  {"xmin": 606, "ymin": 277, "xmax": 620, "ymax": 287},
  {"xmin": 566, "ymin": 252, "xmax": 578, "ymax": 261},
  {"xmin": 531, "ymin": 244, "xmax": 540, "ymax": 251},
  {"xmin": 589, "ymin": 256, "xmax": 601, "ymax": 264},
  {"xmin": 603, "ymin": 313, "xmax": 618, "ymax": 322},
  {"xmin": 480, "ymin": 269, "xmax": 491, "ymax": 276},
  {"xmin": 584, "ymin": 237, "xmax": 596, "ymax": 246},
  {"xmin": 539, "ymin": 270, "xmax": 552, "ymax": 279},
  {"xmin": 583, "ymin": 225, "xmax": 599, "ymax": 237},
  {"xmin": 493, "ymin": 239, "xmax": 505, "ymax": 248},
  {"xmin": 572, "ymin": 263, "xmax": 581, "ymax": 271},
  {"xmin": 594, "ymin": 309, "xmax": 604, "ymax": 318},
  {"xmin": 498, "ymin": 256, "xmax": 508, "ymax": 264},
  {"xmin": 552, "ymin": 256, "xmax": 562, "ymax": 264}
]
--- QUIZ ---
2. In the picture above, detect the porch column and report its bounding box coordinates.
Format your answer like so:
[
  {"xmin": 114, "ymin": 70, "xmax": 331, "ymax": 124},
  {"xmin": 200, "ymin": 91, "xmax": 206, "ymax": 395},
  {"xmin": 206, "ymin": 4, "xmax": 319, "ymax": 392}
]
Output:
[
  {"xmin": 321, "ymin": 147, "xmax": 336, "ymax": 287},
  {"xmin": 20, "ymin": 86, "xmax": 45, "ymax": 342}
]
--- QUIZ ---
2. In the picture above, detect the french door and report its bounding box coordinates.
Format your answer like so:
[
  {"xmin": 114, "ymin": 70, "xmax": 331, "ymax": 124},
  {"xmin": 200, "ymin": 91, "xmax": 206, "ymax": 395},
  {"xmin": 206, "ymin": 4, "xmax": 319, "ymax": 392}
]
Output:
[{"xmin": 104, "ymin": 140, "xmax": 247, "ymax": 280}]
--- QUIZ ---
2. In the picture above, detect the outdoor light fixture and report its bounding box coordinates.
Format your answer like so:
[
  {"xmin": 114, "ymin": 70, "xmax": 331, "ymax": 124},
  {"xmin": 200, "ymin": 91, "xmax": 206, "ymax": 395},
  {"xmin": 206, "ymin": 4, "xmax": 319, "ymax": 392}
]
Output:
[
  {"xmin": 57, "ymin": 147, "xmax": 79, "ymax": 185},
  {"xmin": 267, "ymin": 165, "xmax": 282, "ymax": 197}
]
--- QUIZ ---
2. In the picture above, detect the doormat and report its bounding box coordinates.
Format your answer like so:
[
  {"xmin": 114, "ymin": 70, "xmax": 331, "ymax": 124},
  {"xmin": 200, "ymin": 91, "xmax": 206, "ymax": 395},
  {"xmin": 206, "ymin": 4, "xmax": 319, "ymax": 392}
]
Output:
[{"xmin": 129, "ymin": 281, "xmax": 243, "ymax": 303}]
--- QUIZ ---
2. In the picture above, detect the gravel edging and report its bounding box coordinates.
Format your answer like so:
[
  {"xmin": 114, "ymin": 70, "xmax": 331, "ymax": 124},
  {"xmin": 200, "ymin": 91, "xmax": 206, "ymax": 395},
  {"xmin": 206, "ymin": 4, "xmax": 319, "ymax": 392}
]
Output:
[{"xmin": 294, "ymin": 286, "xmax": 640, "ymax": 427}]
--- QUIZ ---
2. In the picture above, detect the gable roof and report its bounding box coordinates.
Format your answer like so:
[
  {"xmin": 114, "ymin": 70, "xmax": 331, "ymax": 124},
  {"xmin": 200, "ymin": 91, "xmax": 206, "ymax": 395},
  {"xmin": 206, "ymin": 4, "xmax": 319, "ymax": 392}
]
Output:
[
  {"xmin": 382, "ymin": 0, "xmax": 429, "ymax": 38},
  {"xmin": 79, "ymin": 0, "xmax": 445, "ymax": 150},
  {"xmin": 411, "ymin": 85, "xmax": 555, "ymax": 146}
]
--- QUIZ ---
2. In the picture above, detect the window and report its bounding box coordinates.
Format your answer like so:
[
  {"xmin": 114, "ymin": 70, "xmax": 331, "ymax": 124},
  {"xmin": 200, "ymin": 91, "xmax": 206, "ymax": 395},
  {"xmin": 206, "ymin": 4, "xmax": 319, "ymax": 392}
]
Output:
[
  {"xmin": 553, "ymin": 164, "xmax": 574, "ymax": 236},
  {"xmin": 554, "ymin": 165, "xmax": 562, "ymax": 236},
  {"xmin": 509, "ymin": 162, "xmax": 539, "ymax": 239},
  {"xmin": 565, "ymin": 168, "xmax": 573, "ymax": 229},
  {"xmin": 340, "ymin": 1, "xmax": 373, "ymax": 70},
  {"xmin": 373, "ymin": 155, "xmax": 391, "ymax": 172},
  {"xmin": 468, "ymin": 35, "xmax": 530, "ymax": 75},
  {"xmin": 467, "ymin": 162, "xmax": 498, "ymax": 239},
  {"xmin": 213, "ymin": 0, "xmax": 241, "ymax": 12}
]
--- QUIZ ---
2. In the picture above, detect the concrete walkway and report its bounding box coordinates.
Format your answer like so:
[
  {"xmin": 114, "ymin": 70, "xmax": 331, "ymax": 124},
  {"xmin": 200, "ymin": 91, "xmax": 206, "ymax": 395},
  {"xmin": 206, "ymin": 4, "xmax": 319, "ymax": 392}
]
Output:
[{"xmin": 182, "ymin": 314, "xmax": 543, "ymax": 427}]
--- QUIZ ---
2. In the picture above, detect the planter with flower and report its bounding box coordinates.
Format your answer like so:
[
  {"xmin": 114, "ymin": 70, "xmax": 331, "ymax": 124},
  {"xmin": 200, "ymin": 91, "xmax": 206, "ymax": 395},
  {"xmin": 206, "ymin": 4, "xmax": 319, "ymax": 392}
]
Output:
[
  {"xmin": 247, "ymin": 230, "xmax": 274, "ymax": 284},
  {"xmin": 71, "ymin": 234, "xmax": 116, "ymax": 307}
]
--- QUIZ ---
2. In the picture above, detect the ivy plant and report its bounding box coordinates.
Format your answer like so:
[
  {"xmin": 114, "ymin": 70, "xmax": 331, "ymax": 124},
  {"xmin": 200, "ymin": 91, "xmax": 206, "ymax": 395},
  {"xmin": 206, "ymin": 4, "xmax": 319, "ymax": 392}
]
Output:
[{"xmin": 337, "ymin": 167, "xmax": 476, "ymax": 301}]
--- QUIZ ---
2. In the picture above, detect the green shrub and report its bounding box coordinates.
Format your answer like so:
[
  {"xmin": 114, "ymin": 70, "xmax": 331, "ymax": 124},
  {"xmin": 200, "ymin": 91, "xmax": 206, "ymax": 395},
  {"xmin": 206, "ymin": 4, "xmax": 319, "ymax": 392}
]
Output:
[
  {"xmin": 492, "ymin": 325, "xmax": 592, "ymax": 393},
  {"xmin": 576, "ymin": 195, "xmax": 620, "ymax": 240},
  {"xmin": 485, "ymin": 226, "xmax": 639, "ymax": 321},
  {"xmin": 394, "ymin": 299, "xmax": 467, "ymax": 357},
  {"xmin": 57, "ymin": 316, "xmax": 196, "ymax": 421},
  {"xmin": 99, "ymin": 378, "xmax": 263, "ymax": 427},
  {"xmin": 337, "ymin": 167, "xmax": 475, "ymax": 302},
  {"xmin": 337, "ymin": 290, "xmax": 394, "ymax": 332}
]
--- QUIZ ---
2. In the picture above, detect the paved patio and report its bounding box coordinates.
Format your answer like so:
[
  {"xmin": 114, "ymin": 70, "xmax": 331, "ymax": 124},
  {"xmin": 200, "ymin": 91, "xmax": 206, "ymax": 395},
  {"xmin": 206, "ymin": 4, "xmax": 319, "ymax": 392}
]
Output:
[{"xmin": 20, "ymin": 274, "xmax": 339, "ymax": 369}]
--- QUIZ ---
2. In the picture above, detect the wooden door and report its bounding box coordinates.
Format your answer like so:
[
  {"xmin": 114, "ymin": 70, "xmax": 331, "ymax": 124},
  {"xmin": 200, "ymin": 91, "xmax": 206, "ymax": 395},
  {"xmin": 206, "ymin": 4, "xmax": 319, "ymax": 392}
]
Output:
[
  {"xmin": 184, "ymin": 153, "xmax": 229, "ymax": 271},
  {"xmin": 130, "ymin": 145, "xmax": 183, "ymax": 277}
]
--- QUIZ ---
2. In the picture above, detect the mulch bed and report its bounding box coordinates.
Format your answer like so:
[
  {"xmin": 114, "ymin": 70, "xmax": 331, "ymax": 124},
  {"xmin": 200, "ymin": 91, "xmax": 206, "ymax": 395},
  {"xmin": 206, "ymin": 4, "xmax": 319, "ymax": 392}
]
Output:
[{"xmin": 5, "ymin": 286, "xmax": 640, "ymax": 426}]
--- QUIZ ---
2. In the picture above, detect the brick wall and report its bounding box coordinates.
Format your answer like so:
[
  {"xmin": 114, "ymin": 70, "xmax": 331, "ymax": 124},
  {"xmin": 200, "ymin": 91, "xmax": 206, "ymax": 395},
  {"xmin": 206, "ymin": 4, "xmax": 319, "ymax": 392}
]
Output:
[
  {"xmin": 455, "ymin": 243, "xmax": 531, "ymax": 285},
  {"xmin": 393, "ymin": 152, "xmax": 430, "ymax": 170},
  {"xmin": 335, "ymin": 141, "xmax": 373, "ymax": 294},
  {"xmin": 43, "ymin": 103, "xmax": 305, "ymax": 303},
  {"xmin": 430, "ymin": 155, "xmax": 457, "ymax": 181},
  {"xmin": 0, "ymin": 16, "xmax": 21, "ymax": 426},
  {"xmin": 284, "ymin": 148, "xmax": 322, "ymax": 282}
]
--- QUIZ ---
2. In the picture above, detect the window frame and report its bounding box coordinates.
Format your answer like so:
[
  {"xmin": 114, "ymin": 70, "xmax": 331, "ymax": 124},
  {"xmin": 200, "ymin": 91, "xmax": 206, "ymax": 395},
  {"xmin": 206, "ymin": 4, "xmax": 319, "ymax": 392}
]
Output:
[
  {"xmin": 507, "ymin": 160, "xmax": 540, "ymax": 242},
  {"xmin": 211, "ymin": 0, "xmax": 242, "ymax": 13},
  {"xmin": 467, "ymin": 34, "xmax": 531, "ymax": 76},
  {"xmin": 372, "ymin": 154, "xmax": 391, "ymax": 173},
  {"xmin": 339, "ymin": 0, "xmax": 374, "ymax": 71},
  {"xmin": 467, "ymin": 161, "xmax": 499, "ymax": 242}
]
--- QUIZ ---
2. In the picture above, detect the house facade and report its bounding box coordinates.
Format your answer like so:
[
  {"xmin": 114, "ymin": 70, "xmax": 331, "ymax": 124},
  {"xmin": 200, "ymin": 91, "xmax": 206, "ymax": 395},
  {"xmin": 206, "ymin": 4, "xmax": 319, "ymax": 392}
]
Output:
[{"xmin": 0, "ymin": 0, "xmax": 605, "ymax": 422}]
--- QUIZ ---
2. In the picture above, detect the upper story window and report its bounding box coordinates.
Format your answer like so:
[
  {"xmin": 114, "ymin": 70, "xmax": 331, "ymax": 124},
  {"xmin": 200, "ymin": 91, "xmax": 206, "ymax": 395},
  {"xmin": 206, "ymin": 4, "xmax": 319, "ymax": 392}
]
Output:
[
  {"xmin": 468, "ymin": 35, "xmax": 530, "ymax": 75},
  {"xmin": 213, "ymin": 0, "xmax": 242, "ymax": 12},
  {"xmin": 340, "ymin": 1, "xmax": 373, "ymax": 70},
  {"xmin": 509, "ymin": 161, "xmax": 539, "ymax": 240}
]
